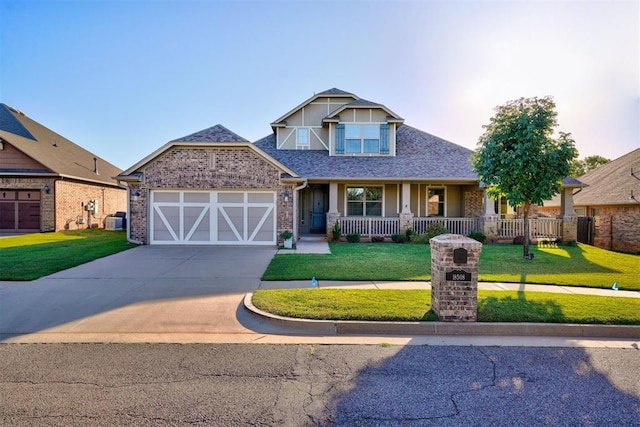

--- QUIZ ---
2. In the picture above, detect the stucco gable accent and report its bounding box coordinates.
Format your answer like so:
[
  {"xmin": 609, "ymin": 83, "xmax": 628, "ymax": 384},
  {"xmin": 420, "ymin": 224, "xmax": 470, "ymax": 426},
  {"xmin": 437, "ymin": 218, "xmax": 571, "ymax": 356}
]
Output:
[{"xmin": 270, "ymin": 88, "xmax": 357, "ymax": 129}]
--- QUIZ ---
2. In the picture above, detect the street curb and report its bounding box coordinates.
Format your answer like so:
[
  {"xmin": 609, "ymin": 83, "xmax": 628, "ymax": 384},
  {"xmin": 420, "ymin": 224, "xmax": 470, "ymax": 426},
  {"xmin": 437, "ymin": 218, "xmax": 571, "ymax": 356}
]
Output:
[{"xmin": 243, "ymin": 293, "xmax": 640, "ymax": 339}]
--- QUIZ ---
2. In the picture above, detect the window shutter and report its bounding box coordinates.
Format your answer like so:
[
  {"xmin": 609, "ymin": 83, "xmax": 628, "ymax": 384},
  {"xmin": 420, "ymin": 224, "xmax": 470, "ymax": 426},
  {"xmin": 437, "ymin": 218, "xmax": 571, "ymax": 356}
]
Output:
[
  {"xmin": 335, "ymin": 124, "xmax": 345, "ymax": 154},
  {"xmin": 380, "ymin": 124, "xmax": 389, "ymax": 154}
]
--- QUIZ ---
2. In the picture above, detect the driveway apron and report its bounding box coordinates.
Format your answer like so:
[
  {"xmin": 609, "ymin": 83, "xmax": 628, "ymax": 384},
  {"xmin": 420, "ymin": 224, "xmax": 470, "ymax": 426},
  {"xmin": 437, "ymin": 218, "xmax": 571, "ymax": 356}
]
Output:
[{"xmin": 0, "ymin": 246, "xmax": 277, "ymax": 339}]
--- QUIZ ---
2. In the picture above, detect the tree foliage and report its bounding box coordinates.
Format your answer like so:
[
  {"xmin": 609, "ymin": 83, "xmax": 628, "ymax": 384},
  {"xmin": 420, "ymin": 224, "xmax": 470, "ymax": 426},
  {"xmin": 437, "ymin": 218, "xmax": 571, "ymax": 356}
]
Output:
[
  {"xmin": 569, "ymin": 155, "xmax": 610, "ymax": 177},
  {"xmin": 471, "ymin": 96, "xmax": 578, "ymax": 257}
]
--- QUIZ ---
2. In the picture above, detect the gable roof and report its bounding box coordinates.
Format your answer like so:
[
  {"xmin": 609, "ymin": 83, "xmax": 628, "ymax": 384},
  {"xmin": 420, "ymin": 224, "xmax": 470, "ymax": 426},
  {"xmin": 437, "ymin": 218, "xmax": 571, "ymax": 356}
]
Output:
[
  {"xmin": 171, "ymin": 124, "xmax": 249, "ymax": 143},
  {"xmin": 118, "ymin": 124, "xmax": 297, "ymax": 180},
  {"xmin": 254, "ymin": 125, "xmax": 477, "ymax": 181},
  {"xmin": 270, "ymin": 88, "xmax": 358, "ymax": 128},
  {"xmin": 324, "ymin": 98, "xmax": 404, "ymax": 124},
  {"xmin": 545, "ymin": 148, "xmax": 640, "ymax": 207},
  {"xmin": 0, "ymin": 103, "xmax": 123, "ymax": 186}
]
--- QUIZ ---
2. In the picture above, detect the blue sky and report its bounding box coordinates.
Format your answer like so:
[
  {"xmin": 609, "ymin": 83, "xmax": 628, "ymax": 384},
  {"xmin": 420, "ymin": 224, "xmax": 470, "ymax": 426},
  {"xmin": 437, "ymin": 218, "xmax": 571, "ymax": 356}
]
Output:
[{"xmin": 1, "ymin": 0, "xmax": 638, "ymax": 170}]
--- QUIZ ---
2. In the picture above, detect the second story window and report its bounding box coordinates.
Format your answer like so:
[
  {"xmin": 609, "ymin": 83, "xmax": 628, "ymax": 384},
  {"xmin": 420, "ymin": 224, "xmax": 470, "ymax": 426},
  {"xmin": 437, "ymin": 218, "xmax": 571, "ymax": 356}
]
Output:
[
  {"xmin": 345, "ymin": 125, "xmax": 379, "ymax": 153},
  {"xmin": 297, "ymin": 128, "xmax": 309, "ymax": 149},
  {"xmin": 336, "ymin": 123, "xmax": 389, "ymax": 155}
]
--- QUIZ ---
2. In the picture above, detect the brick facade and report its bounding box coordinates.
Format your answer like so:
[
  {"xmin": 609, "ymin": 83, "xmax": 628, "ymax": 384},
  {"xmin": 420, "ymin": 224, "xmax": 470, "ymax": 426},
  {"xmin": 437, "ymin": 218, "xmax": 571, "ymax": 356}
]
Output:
[
  {"xmin": 464, "ymin": 190, "xmax": 483, "ymax": 217},
  {"xmin": 128, "ymin": 146, "xmax": 294, "ymax": 244},
  {"xmin": 593, "ymin": 206, "xmax": 640, "ymax": 253},
  {"xmin": 0, "ymin": 177, "xmax": 125, "ymax": 232},
  {"xmin": 54, "ymin": 180, "xmax": 126, "ymax": 231}
]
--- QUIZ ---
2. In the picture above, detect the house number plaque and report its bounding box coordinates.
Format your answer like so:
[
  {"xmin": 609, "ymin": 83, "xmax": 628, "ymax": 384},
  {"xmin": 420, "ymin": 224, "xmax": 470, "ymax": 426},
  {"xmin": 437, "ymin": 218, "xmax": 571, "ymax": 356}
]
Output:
[{"xmin": 446, "ymin": 269, "xmax": 472, "ymax": 282}]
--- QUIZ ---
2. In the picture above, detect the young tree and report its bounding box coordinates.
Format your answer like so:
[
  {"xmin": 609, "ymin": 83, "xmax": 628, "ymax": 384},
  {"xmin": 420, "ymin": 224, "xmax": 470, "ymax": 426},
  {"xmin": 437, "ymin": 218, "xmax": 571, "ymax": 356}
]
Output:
[{"xmin": 471, "ymin": 96, "xmax": 578, "ymax": 258}]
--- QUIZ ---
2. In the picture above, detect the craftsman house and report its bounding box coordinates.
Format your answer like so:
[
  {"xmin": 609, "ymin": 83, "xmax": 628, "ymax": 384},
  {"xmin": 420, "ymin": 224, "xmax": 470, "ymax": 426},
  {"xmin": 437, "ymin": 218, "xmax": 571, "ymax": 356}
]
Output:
[
  {"xmin": 118, "ymin": 89, "xmax": 484, "ymax": 245},
  {"xmin": 0, "ymin": 104, "xmax": 126, "ymax": 232}
]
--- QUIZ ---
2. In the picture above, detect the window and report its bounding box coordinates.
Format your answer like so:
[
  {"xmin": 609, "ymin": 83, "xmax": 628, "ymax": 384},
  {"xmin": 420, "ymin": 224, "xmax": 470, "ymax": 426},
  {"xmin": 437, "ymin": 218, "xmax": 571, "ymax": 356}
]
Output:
[
  {"xmin": 428, "ymin": 188, "xmax": 445, "ymax": 216},
  {"xmin": 297, "ymin": 128, "xmax": 309, "ymax": 148},
  {"xmin": 345, "ymin": 125, "xmax": 380, "ymax": 154},
  {"xmin": 347, "ymin": 187, "xmax": 383, "ymax": 216}
]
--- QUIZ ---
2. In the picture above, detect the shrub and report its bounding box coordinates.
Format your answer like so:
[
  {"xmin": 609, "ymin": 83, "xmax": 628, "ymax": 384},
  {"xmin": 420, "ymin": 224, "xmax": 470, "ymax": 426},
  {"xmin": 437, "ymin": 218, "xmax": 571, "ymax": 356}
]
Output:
[
  {"xmin": 371, "ymin": 235, "xmax": 385, "ymax": 243},
  {"xmin": 467, "ymin": 229, "xmax": 487, "ymax": 244},
  {"xmin": 279, "ymin": 230, "xmax": 293, "ymax": 240},
  {"xmin": 412, "ymin": 233, "xmax": 430, "ymax": 244},
  {"xmin": 513, "ymin": 235, "xmax": 525, "ymax": 245},
  {"xmin": 405, "ymin": 228, "xmax": 414, "ymax": 241},
  {"xmin": 425, "ymin": 223, "xmax": 450, "ymax": 240},
  {"xmin": 331, "ymin": 221, "xmax": 341, "ymax": 242},
  {"xmin": 391, "ymin": 234, "xmax": 407, "ymax": 243},
  {"xmin": 346, "ymin": 233, "xmax": 361, "ymax": 243}
]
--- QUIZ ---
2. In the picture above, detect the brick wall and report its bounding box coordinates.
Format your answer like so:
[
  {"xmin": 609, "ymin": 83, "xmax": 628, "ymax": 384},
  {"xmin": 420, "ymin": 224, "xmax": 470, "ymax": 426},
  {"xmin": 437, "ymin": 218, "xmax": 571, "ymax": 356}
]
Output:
[
  {"xmin": 0, "ymin": 177, "xmax": 125, "ymax": 231},
  {"xmin": 464, "ymin": 190, "xmax": 483, "ymax": 217},
  {"xmin": 129, "ymin": 146, "xmax": 294, "ymax": 244},
  {"xmin": 594, "ymin": 206, "xmax": 640, "ymax": 253},
  {"xmin": 55, "ymin": 180, "xmax": 126, "ymax": 231}
]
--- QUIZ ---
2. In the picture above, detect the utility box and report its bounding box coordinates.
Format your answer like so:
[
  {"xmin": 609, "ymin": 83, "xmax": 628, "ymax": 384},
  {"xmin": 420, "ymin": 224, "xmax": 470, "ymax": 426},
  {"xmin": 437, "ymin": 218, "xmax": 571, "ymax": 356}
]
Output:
[
  {"xmin": 430, "ymin": 234, "xmax": 482, "ymax": 322},
  {"xmin": 105, "ymin": 216, "xmax": 123, "ymax": 230}
]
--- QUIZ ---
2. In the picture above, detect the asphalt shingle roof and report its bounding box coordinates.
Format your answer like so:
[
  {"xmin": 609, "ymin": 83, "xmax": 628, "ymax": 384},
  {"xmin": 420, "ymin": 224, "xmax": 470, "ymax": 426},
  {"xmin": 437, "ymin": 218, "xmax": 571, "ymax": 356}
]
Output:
[
  {"xmin": 545, "ymin": 148, "xmax": 640, "ymax": 207},
  {"xmin": 0, "ymin": 104, "xmax": 123, "ymax": 185},
  {"xmin": 254, "ymin": 125, "xmax": 477, "ymax": 180},
  {"xmin": 172, "ymin": 124, "xmax": 248, "ymax": 143}
]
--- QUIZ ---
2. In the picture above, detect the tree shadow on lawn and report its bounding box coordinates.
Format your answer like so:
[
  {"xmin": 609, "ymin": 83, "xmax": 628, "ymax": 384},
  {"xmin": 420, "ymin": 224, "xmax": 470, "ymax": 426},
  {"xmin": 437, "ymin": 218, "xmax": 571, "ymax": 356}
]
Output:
[{"xmin": 477, "ymin": 291, "xmax": 565, "ymax": 323}]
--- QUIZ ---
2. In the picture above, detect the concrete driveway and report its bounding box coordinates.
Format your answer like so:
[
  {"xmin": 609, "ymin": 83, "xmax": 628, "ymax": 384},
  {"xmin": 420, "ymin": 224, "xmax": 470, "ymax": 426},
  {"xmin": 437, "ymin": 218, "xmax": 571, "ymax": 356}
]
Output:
[{"xmin": 0, "ymin": 245, "xmax": 282, "ymax": 342}]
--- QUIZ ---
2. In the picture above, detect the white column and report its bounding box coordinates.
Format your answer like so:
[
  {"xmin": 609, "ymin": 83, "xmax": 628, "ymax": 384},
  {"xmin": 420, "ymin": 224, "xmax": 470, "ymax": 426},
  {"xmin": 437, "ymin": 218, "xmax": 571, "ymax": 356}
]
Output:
[
  {"xmin": 401, "ymin": 182, "xmax": 411, "ymax": 214},
  {"xmin": 329, "ymin": 182, "xmax": 339, "ymax": 213}
]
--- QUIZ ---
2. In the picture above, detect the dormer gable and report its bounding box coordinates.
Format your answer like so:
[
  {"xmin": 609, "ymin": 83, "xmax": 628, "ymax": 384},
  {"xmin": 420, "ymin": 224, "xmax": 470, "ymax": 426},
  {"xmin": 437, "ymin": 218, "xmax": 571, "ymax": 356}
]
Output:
[{"xmin": 271, "ymin": 89, "xmax": 404, "ymax": 156}]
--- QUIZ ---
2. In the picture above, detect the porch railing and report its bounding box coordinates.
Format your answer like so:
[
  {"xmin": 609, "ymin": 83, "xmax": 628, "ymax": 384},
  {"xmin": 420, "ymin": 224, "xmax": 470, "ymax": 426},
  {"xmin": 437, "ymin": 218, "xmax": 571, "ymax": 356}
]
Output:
[
  {"xmin": 412, "ymin": 217, "xmax": 480, "ymax": 236},
  {"xmin": 338, "ymin": 217, "xmax": 399, "ymax": 237},
  {"xmin": 498, "ymin": 219, "xmax": 562, "ymax": 239}
]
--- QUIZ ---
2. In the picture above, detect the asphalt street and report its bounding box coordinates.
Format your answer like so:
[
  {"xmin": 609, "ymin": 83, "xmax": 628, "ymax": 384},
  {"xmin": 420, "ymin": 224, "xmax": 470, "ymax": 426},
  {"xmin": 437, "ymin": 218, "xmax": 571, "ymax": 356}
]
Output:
[{"xmin": 1, "ymin": 343, "xmax": 639, "ymax": 426}]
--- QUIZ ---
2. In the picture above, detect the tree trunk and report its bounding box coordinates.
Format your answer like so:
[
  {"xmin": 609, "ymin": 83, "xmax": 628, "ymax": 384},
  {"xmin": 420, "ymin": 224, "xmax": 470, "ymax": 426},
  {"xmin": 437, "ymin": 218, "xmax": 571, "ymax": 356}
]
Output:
[{"xmin": 522, "ymin": 201, "xmax": 531, "ymax": 259}]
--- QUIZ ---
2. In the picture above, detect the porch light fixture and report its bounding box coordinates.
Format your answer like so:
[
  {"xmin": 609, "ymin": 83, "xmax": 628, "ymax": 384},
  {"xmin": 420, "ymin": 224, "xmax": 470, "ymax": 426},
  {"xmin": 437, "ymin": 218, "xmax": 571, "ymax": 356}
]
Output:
[
  {"xmin": 132, "ymin": 190, "xmax": 141, "ymax": 201},
  {"xmin": 43, "ymin": 183, "xmax": 50, "ymax": 194},
  {"xmin": 283, "ymin": 191, "xmax": 289, "ymax": 202}
]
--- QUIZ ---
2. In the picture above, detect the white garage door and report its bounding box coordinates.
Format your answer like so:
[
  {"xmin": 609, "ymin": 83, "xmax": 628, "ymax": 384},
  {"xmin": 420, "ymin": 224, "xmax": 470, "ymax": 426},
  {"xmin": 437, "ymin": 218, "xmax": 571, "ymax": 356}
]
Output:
[{"xmin": 150, "ymin": 190, "xmax": 276, "ymax": 245}]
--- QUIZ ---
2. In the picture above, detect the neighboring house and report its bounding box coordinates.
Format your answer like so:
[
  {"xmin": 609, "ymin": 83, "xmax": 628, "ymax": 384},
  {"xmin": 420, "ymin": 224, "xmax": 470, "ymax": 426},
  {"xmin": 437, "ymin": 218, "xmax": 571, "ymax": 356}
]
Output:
[
  {"xmin": 118, "ymin": 88, "xmax": 482, "ymax": 246},
  {"xmin": 0, "ymin": 104, "xmax": 126, "ymax": 232},
  {"xmin": 539, "ymin": 148, "xmax": 640, "ymax": 253}
]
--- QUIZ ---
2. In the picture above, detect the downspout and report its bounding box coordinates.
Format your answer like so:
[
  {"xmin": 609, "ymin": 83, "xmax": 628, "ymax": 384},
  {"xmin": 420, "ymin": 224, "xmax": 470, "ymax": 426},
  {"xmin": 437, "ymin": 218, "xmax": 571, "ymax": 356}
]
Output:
[
  {"xmin": 126, "ymin": 185, "xmax": 143, "ymax": 245},
  {"xmin": 292, "ymin": 179, "xmax": 308, "ymax": 241}
]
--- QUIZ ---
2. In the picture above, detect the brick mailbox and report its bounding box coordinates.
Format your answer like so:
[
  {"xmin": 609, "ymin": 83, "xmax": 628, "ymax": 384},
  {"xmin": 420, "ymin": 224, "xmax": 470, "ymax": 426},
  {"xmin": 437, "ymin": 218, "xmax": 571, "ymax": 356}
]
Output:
[{"xmin": 430, "ymin": 234, "xmax": 482, "ymax": 321}]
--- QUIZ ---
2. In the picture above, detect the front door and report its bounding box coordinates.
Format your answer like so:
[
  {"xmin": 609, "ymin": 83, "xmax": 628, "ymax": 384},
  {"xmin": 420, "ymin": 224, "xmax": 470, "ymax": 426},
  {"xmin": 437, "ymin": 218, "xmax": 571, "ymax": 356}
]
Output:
[{"xmin": 310, "ymin": 187, "xmax": 327, "ymax": 232}]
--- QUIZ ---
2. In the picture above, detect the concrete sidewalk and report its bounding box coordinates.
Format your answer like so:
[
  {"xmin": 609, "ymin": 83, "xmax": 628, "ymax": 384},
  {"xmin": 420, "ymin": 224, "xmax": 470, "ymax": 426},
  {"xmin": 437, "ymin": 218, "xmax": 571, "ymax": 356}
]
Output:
[{"xmin": 258, "ymin": 280, "xmax": 640, "ymax": 298}]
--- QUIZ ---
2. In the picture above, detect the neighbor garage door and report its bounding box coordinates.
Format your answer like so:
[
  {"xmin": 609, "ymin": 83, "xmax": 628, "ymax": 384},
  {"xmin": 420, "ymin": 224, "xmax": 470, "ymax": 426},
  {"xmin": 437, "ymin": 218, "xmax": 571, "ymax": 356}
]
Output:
[
  {"xmin": 0, "ymin": 190, "xmax": 40, "ymax": 231},
  {"xmin": 150, "ymin": 190, "xmax": 276, "ymax": 245}
]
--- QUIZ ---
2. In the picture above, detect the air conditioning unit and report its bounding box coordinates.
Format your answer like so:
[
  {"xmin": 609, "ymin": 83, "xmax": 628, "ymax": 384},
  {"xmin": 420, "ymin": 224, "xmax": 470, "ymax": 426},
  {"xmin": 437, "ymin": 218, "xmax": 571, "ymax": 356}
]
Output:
[{"xmin": 105, "ymin": 216, "xmax": 123, "ymax": 230}]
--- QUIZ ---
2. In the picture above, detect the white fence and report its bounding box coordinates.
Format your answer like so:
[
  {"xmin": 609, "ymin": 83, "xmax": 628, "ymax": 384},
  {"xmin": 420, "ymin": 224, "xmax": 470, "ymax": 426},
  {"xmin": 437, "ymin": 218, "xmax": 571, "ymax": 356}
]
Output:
[
  {"xmin": 412, "ymin": 217, "xmax": 480, "ymax": 236},
  {"xmin": 498, "ymin": 218, "xmax": 562, "ymax": 239},
  {"xmin": 337, "ymin": 216, "xmax": 481, "ymax": 237},
  {"xmin": 338, "ymin": 217, "xmax": 399, "ymax": 237}
]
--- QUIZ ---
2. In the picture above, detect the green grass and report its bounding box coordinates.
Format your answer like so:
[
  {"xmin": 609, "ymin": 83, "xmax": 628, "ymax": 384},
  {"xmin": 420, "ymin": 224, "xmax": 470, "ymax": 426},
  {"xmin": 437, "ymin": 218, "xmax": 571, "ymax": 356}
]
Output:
[
  {"xmin": 262, "ymin": 243, "xmax": 640, "ymax": 291},
  {"xmin": 252, "ymin": 289, "xmax": 640, "ymax": 325},
  {"xmin": 0, "ymin": 229, "xmax": 136, "ymax": 280}
]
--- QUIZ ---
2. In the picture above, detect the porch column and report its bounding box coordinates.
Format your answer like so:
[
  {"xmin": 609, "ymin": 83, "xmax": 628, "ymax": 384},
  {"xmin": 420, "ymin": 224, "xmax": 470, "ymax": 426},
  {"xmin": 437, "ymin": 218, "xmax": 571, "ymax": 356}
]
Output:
[
  {"xmin": 328, "ymin": 182, "xmax": 339, "ymax": 213},
  {"xmin": 399, "ymin": 181, "xmax": 413, "ymax": 234},
  {"xmin": 481, "ymin": 188, "xmax": 499, "ymax": 243},
  {"xmin": 560, "ymin": 185, "xmax": 578, "ymax": 242},
  {"xmin": 326, "ymin": 182, "xmax": 341, "ymax": 239}
]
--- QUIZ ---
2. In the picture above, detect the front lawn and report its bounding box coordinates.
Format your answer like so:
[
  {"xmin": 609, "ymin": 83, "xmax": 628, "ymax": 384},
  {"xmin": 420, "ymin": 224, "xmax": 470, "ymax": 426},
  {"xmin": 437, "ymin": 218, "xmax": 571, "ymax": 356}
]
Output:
[
  {"xmin": 0, "ymin": 229, "xmax": 135, "ymax": 280},
  {"xmin": 262, "ymin": 243, "xmax": 640, "ymax": 291},
  {"xmin": 252, "ymin": 289, "xmax": 640, "ymax": 325}
]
